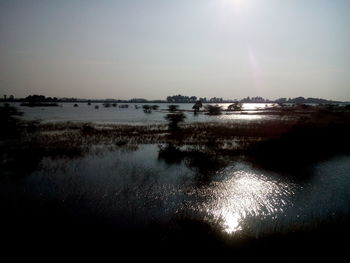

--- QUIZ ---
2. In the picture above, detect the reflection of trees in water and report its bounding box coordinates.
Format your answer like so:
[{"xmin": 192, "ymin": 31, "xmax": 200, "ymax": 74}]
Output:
[
  {"xmin": 158, "ymin": 144, "xmax": 184, "ymax": 164},
  {"xmin": 158, "ymin": 144, "xmax": 229, "ymax": 184}
]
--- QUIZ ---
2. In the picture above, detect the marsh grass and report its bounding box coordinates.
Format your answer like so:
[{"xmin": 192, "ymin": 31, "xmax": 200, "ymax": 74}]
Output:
[
  {"xmin": 249, "ymin": 118, "xmax": 350, "ymax": 176},
  {"xmin": 3, "ymin": 105, "xmax": 349, "ymax": 180}
]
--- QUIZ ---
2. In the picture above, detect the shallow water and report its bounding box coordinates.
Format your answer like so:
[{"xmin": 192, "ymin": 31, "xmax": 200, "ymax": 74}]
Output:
[
  {"xmin": 20, "ymin": 144, "xmax": 350, "ymax": 236},
  {"xmin": 5, "ymin": 102, "xmax": 278, "ymax": 124}
]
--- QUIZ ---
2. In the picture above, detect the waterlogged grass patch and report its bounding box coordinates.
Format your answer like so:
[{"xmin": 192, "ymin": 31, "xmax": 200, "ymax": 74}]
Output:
[{"xmin": 2, "ymin": 104, "xmax": 350, "ymax": 179}]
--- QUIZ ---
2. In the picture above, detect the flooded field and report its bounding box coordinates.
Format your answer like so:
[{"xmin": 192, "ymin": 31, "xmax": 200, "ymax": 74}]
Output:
[
  {"xmin": 8, "ymin": 102, "xmax": 279, "ymax": 124},
  {"xmin": 12, "ymin": 145, "xmax": 350, "ymax": 236},
  {"xmin": 1, "ymin": 103, "xmax": 350, "ymax": 259}
]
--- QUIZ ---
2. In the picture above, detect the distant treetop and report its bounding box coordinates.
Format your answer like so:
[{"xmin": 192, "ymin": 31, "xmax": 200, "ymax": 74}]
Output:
[{"xmin": 2, "ymin": 94, "xmax": 345, "ymax": 104}]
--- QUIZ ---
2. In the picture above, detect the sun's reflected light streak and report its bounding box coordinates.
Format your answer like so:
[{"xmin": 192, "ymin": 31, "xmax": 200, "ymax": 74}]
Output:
[
  {"xmin": 219, "ymin": 209, "xmax": 243, "ymax": 234},
  {"xmin": 219, "ymin": 114, "xmax": 263, "ymax": 121},
  {"xmin": 197, "ymin": 170, "xmax": 296, "ymax": 235}
]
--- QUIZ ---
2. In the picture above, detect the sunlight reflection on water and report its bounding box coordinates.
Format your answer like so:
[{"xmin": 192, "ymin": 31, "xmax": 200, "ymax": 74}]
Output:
[
  {"xmin": 218, "ymin": 114, "xmax": 264, "ymax": 121},
  {"xmin": 194, "ymin": 170, "xmax": 297, "ymax": 234},
  {"xmin": 22, "ymin": 145, "xmax": 350, "ymax": 237}
]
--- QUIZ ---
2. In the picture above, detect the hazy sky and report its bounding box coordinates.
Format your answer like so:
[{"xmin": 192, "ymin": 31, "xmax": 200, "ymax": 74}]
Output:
[{"xmin": 1, "ymin": 0, "xmax": 349, "ymax": 100}]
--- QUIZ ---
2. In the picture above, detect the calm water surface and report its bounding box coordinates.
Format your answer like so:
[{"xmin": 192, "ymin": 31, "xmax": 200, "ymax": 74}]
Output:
[
  {"xmin": 7, "ymin": 102, "xmax": 278, "ymax": 124},
  {"xmin": 22, "ymin": 145, "xmax": 350, "ymax": 236}
]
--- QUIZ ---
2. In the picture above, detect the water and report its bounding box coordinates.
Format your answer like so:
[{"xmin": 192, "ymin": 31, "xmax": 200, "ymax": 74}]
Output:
[
  {"xmin": 2, "ymin": 101, "xmax": 349, "ymax": 249},
  {"xmin": 18, "ymin": 144, "xmax": 350, "ymax": 236},
  {"xmin": 6, "ymin": 102, "xmax": 278, "ymax": 124}
]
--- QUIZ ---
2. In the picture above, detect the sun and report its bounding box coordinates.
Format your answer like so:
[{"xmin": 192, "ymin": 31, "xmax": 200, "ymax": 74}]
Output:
[
  {"xmin": 213, "ymin": 0, "xmax": 255, "ymax": 14},
  {"xmin": 232, "ymin": 0, "xmax": 243, "ymax": 7},
  {"xmin": 221, "ymin": 0, "xmax": 243, "ymax": 8}
]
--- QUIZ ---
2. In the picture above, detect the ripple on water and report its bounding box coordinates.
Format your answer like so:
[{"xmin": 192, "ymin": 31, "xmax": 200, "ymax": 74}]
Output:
[
  {"xmin": 24, "ymin": 145, "xmax": 350, "ymax": 236},
  {"xmin": 185, "ymin": 168, "xmax": 299, "ymax": 234}
]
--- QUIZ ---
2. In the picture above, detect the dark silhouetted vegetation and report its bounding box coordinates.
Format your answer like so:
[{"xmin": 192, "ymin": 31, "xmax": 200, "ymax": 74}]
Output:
[
  {"xmin": 167, "ymin": 94, "xmax": 197, "ymax": 103},
  {"xmin": 20, "ymin": 102, "xmax": 59, "ymax": 107},
  {"xmin": 250, "ymin": 120, "xmax": 350, "ymax": 176},
  {"xmin": 168, "ymin": 105, "xmax": 179, "ymax": 112},
  {"xmin": 0, "ymin": 104, "xmax": 23, "ymax": 139},
  {"xmin": 24, "ymin": 94, "xmax": 58, "ymax": 102},
  {"xmin": 141, "ymin": 104, "xmax": 159, "ymax": 113},
  {"xmin": 20, "ymin": 94, "xmax": 59, "ymax": 106},
  {"xmin": 143, "ymin": 105, "xmax": 152, "ymax": 113},
  {"xmin": 192, "ymin": 100, "xmax": 203, "ymax": 114},
  {"xmin": 204, "ymin": 104, "xmax": 222, "ymax": 115},
  {"xmin": 227, "ymin": 102, "xmax": 243, "ymax": 111},
  {"xmin": 165, "ymin": 112, "xmax": 186, "ymax": 130}
]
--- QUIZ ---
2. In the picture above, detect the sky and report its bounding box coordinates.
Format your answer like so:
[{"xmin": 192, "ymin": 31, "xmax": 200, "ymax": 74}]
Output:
[{"xmin": 0, "ymin": 0, "xmax": 349, "ymax": 100}]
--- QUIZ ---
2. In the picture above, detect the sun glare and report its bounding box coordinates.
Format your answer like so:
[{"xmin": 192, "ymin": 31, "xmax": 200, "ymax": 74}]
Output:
[
  {"xmin": 211, "ymin": 0, "xmax": 257, "ymax": 22},
  {"xmin": 232, "ymin": 0, "xmax": 242, "ymax": 7},
  {"xmin": 220, "ymin": 0, "xmax": 248, "ymax": 8}
]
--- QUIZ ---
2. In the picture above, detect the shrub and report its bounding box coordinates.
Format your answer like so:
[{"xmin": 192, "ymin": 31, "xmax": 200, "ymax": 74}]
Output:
[
  {"xmin": 168, "ymin": 105, "xmax": 179, "ymax": 112},
  {"xmin": 192, "ymin": 101, "xmax": 203, "ymax": 113},
  {"xmin": 165, "ymin": 112, "xmax": 186, "ymax": 130},
  {"xmin": 227, "ymin": 102, "xmax": 242, "ymax": 111},
  {"xmin": 204, "ymin": 104, "xmax": 222, "ymax": 115},
  {"xmin": 143, "ymin": 105, "xmax": 152, "ymax": 113}
]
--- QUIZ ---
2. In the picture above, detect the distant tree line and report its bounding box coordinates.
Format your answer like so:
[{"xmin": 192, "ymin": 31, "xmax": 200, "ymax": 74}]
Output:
[
  {"xmin": 240, "ymin": 96, "xmax": 269, "ymax": 103},
  {"xmin": 166, "ymin": 95, "xmax": 225, "ymax": 103},
  {"xmin": 274, "ymin": 97, "xmax": 341, "ymax": 104},
  {"xmin": 166, "ymin": 95, "xmax": 198, "ymax": 103},
  {"xmin": 0, "ymin": 94, "xmax": 345, "ymax": 104},
  {"xmin": 166, "ymin": 94, "xmax": 344, "ymax": 104},
  {"xmin": 2, "ymin": 95, "xmax": 15, "ymax": 101},
  {"xmin": 24, "ymin": 95, "xmax": 59, "ymax": 102}
]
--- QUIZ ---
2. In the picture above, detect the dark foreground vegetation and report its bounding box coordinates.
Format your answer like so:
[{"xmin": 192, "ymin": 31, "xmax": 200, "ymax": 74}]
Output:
[{"xmin": 1, "ymin": 104, "xmax": 350, "ymax": 260}]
